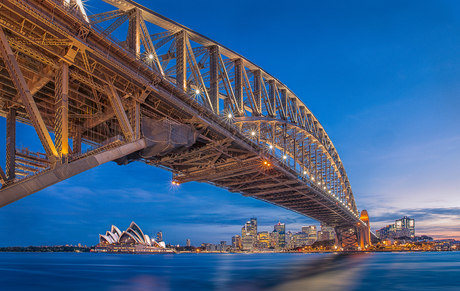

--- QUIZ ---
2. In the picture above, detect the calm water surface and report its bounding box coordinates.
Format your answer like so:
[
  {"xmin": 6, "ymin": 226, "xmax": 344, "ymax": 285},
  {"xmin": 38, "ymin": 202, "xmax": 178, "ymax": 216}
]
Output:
[{"xmin": 0, "ymin": 252, "xmax": 458, "ymax": 290}]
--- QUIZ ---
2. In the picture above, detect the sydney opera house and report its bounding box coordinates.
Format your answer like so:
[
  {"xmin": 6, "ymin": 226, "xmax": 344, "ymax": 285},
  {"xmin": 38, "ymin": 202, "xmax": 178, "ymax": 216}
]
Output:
[{"xmin": 94, "ymin": 222, "xmax": 174, "ymax": 254}]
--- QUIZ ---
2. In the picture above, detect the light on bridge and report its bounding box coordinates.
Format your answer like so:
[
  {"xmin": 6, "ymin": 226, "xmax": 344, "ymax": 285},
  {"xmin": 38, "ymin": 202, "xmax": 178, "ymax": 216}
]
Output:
[
  {"xmin": 303, "ymin": 171, "xmax": 307, "ymax": 175},
  {"xmin": 251, "ymin": 131, "xmax": 256, "ymax": 136},
  {"xmin": 283, "ymin": 155, "xmax": 287, "ymax": 159},
  {"xmin": 172, "ymin": 181, "xmax": 180, "ymax": 186},
  {"xmin": 227, "ymin": 113, "xmax": 233, "ymax": 119},
  {"xmin": 269, "ymin": 145, "xmax": 273, "ymax": 149},
  {"xmin": 148, "ymin": 54, "xmax": 154, "ymax": 59},
  {"xmin": 195, "ymin": 89, "xmax": 200, "ymax": 94}
]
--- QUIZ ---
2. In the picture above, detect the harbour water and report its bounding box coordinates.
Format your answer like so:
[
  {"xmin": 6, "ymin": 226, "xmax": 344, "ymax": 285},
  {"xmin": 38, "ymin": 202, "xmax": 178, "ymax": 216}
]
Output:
[{"xmin": 0, "ymin": 252, "xmax": 458, "ymax": 290}]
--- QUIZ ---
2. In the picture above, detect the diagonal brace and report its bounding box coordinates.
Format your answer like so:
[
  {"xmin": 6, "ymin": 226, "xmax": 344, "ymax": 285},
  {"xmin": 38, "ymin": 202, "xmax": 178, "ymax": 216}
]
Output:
[
  {"xmin": 0, "ymin": 27, "xmax": 58, "ymax": 160},
  {"xmin": 106, "ymin": 81, "xmax": 134, "ymax": 142}
]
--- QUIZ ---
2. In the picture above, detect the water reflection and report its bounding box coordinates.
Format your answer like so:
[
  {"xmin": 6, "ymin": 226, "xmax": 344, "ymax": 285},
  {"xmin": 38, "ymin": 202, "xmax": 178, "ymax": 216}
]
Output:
[{"xmin": 0, "ymin": 252, "xmax": 459, "ymax": 290}]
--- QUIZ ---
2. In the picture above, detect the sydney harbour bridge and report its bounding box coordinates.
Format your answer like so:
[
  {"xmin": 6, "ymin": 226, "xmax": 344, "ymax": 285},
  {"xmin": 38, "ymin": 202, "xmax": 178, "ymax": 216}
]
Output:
[{"xmin": 0, "ymin": 0, "xmax": 373, "ymax": 249}]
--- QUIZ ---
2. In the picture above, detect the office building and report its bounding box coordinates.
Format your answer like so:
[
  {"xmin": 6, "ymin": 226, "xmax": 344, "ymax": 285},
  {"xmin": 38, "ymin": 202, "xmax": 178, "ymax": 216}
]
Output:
[
  {"xmin": 274, "ymin": 222, "xmax": 286, "ymax": 249},
  {"xmin": 257, "ymin": 231, "xmax": 270, "ymax": 249},
  {"xmin": 318, "ymin": 224, "xmax": 335, "ymax": 241},
  {"xmin": 395, "ymin": 216, "xmax": 415, "ymax": 238},
  {"xmin": 302, "ymin": 225, "xmax": 317, "ymax": 245},
  {"xmin": 377, "ymin": 216, "xmax": 415, "ymax": 239},
  {"xmin": 241, "ymin": 218, "xmax": 257, "ymax": 251},
  {"xmin": 232, "ymin": 235, "xmax": 241, "ymax": 249}
]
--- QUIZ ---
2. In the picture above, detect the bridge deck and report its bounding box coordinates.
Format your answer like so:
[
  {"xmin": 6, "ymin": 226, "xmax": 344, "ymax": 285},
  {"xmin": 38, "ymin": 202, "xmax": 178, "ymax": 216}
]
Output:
[{"xmin": 0, "ymin": 0, "xmax": 368, "ymax": 231}]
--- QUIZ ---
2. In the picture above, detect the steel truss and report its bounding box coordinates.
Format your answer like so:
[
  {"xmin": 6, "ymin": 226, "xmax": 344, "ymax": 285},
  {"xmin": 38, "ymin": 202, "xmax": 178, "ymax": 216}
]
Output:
[{"xmin": 0, "ymin": 0, "xmax": 372, "ymax": 242}]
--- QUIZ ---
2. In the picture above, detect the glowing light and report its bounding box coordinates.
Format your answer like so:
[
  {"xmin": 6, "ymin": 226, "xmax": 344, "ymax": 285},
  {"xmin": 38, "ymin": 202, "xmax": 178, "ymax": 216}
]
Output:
[
  {"xmin": 269, "ymin": 145, "xmax": 273, "ymax": 149},
  {"xmin": 227, "ymin": 113, "xmax": 232, "ymax": 118},
  {"xmin": 311, "ymin": 177, "xmax": 315, "ymax": 180},
  {"xmin": 251, "ymin": 131, "xmax": 256, "ymax": 136},
  {"xmin": 328, "ymin": 190, "xmax": 331, "ymax": 193},
  {"xmin": 148, "ymin": 54, "xmax": 154, "ymax": 59},
  {"xmin": 318, "ymin": 182, "xmax": 321, "ymax": 185},
  {"xmin": 283, "ymin": 155, "xmax": 287, "ymax": 159},
  {"xmin": 264, "ymin": 161, "xmax": 268, "ymax": 165},
  {"xmin": 195, "ymin": 89, "xmax": 200, "ymax": 94},
  {"xmin": 303, "ymin": 171, "xmax": 307, "ymax": 175},
  {"xmin": 267, "ymin": 163, "xmax": 271, "ymax": 166}
]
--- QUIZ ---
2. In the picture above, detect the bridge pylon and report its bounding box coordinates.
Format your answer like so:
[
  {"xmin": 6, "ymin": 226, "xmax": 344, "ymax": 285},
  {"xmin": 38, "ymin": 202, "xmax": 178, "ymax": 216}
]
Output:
[
  {"xmin": 358, "ymin": 209, "xmax": 371, "ymax": 249},
  {"xmin": 334, "ymin": 209, "xmax": 371, "ymax": 251}
]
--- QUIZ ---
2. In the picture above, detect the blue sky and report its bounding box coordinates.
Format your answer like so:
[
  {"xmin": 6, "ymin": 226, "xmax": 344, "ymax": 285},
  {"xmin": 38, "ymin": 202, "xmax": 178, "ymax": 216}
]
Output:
[{"xmin": 1, "ymin": 0, "xmax": 459, "ymax": 246}]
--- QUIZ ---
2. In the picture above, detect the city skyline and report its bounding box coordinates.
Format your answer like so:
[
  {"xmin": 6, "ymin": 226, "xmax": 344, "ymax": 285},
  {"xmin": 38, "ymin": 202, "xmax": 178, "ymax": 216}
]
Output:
[{"xmin": 1, "ymin": 0, "xmax": 460, "ymax": 246}]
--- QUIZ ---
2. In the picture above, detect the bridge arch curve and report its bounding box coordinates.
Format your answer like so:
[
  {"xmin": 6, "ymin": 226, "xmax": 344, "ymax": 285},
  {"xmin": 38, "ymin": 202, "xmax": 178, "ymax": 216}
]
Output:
[{"xmin": 0, "ymin": 0, "xmax": 368, "ymax": 236}]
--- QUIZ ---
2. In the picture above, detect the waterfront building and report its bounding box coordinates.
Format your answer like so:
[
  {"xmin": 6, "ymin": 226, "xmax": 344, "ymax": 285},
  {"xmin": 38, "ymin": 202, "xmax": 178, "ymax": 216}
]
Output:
[
  {"xmin": 274, "ymin": 222, "xmax": 286, "ymax": 249},
  {"xmin": 157, "ymin": 231, "xmax": 163, "ymax": 242},
  {"xmin": 377, "ymin": 216, "xmax": 415, "ymax": 239},
  {"xmin": 242, "ymin": 235, "xmax": 254, "ymax": 251},
  {"xmin": 395, "ymin": 216, "xmax": 415, "ymax": 238},
  {"xmin": 202, "ymin": 243, "xmax": 217, "ymax": 252},
  {"xmin": 270, "ymin": 230, "xmax": 279, "ymax": 248},
  {"xmin": 232, "ymin": 235, "xmax": 241, "ymax": 249},
  {"xmin": 293, "ymin": 232, "xmax": 309, "ymax": 247},
  {"xmin": 303, "ymin": 225, "xmax": 317, "ymax": 245},
  {"xmin": 286, "ymin": 231, "xmax": 293, "ymax": 249},
  {"xmin": 376, "ymin": 224, "xmax": 396, "ymax": 239},
  {"xmin": 257, "ymin": 231, "xmax": 270, "ymax": 249},
  {"xmin": 218, "ymin": 241, "xmax": 227, "ymax": 252},
  {"xmin": 241, "ymin": 218, "xmax": 257, "ymax": 251},
  {"xmin": 186, "ymin": 239, "xmax": 191, "ymax": 247},
  {"xmin": 318, "ymin": 224, "xmax": 335, "ymax": 241},
  {"xmin": 96, "ymin": 222, "xmax": 173, "ymax": 254}
]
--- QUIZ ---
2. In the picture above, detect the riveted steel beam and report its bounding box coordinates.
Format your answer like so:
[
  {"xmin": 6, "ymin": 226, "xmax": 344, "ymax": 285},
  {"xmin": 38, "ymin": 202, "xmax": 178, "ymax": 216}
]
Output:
[
  {"xmin": 175, "ymin": 30, "xmax": 187, "ymax": 91},
  {"xmin": 0, "ymin": 27, "xmax": 58, "ymax": 160},
  {"xmin": 54, "ymin": 62, "xmax": 69, "ymax": 158},
  {"xmin": 0, "ymin": 138, "xmax": 147, "ymax": 208},
  {"xmin": 209, "ymin": 45, "xmax": 219, "ymax": 114},
  {"xmin": 107, "ymin": 81, "xmax": 134, "ymax": 142},
  {"xmin": 6, "ymin": 107, "xmax": 16, "ymax": 181}
]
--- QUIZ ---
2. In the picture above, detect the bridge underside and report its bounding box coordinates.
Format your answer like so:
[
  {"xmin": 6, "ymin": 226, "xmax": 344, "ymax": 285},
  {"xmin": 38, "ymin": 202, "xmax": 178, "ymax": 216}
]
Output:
[{"xmin": 0, "ymin": 0, "xmax": 374, "ymax": 248}]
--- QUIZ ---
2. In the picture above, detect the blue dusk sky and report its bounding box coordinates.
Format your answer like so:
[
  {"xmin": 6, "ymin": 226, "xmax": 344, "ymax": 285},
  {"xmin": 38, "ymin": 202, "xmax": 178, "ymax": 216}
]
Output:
[{"xmin": 1, "ymin": 0, "xmax": 459, "ymax": 246}]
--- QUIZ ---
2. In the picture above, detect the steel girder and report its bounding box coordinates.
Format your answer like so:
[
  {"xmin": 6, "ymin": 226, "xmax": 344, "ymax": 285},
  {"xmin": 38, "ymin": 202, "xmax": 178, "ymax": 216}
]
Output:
[{"xmin": 0, "ymin": 0, "xmax": 369, "ymax": 233}]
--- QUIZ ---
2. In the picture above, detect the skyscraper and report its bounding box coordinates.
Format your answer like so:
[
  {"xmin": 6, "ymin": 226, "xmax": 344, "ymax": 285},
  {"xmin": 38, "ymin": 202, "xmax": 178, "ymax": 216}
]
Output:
[
  {"xmin": 302, "ymin": 225, "xmax": 317, "ymax": 245},
  {"xmin": 241, "ymin": 218, "xmax": 257, "ymax": 251},
  {"xmin": 395, "ymin": 216, "xmax": 415, "ymax": 238},
  {"xmin": 274, "ymin": 222, "xmax": 286, "ymax": 249},
  {"xmin": 376, "ymin": 216, "xmax": 415, "ymax": 239},
  {"xmin": 186, "ymin": 239, "xmax": 191, "ymax": 247}
]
